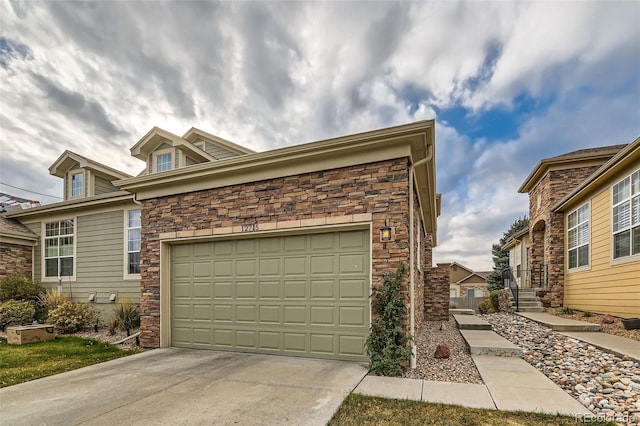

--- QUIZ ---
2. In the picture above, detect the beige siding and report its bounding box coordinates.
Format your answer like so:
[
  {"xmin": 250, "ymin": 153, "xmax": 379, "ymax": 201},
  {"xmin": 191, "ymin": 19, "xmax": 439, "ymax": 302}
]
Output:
[
  {"xmin": 75, "ymin": 210, "xmax": 140, "ymax": 315},
  {"xmin": 450, "ymin": 265, "xmax": 473, "ymax": 283},
  {"xmin": 94, "ymin": 176, "xmax": 118, "ymax": 195},
  {"xmin": 203, "ymin": 141, "xmax": 240, "ymax": 159},
  {"xmin": 25, "ymin": 222, "xmax": 41, "ymax": 279},
  {"xmin": 565, "ymin": 187, "xmax": 640, "ymax": 317}
]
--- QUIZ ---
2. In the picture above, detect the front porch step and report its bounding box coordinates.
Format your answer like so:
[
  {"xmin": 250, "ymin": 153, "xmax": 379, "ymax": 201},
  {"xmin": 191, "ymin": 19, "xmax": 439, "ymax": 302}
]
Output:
[
  {"xmin": 453, "ymin": 314, "xmax": 492, "ymax": 330},
  {"xmin": 516, "ymin": 306, "xmax": 545, "ymax": 312},
  {"xmin": 460, "ymin": 330, "xmax": 524, "ymax": 357}
]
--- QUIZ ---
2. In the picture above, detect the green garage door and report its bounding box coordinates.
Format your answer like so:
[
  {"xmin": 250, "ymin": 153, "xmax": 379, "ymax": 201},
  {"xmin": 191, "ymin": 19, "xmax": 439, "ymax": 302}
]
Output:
[{"xmin": 170, "ymin": 230, "xmax": 370, "ymax": 361}]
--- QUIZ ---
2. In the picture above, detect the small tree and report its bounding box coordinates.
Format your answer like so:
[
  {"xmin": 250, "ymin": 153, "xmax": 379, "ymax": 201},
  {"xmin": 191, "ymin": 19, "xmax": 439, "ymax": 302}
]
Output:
[
  {"xmin": 486, "ymin": 216, "xmax": 529, "ymax": 291},
  {"xmin": 365, "ymin": 263, "xmax": 412, "ymax": 377}
]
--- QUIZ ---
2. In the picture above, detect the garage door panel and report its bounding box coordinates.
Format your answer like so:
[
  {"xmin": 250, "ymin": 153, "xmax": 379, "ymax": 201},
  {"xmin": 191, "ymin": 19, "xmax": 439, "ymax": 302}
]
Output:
[
  {"xmin": 171, "ymin": 230, "xmax": 370, "ymax": 361},
  {"xmin": 236, "ymin": 330, "xmax": 256, "ymax": 348},
  {"xmin": 340, "ymin": 254, "xmax": 365, "ymax": 273},
  {"xmin": 214, "ymin": 305, "xmax": 233, "ymax": 321},
  {"xmin": 310, "ymin": 279, "xmax": 334, "ymax": 299},
  {"xmin": 283, "ymin": 306, "xmax": 306, "ymax": 324},
  {"xmin": 339, "ymin": 306, "xmax": 365, "ymax": 326},
  {"xmin": 284, "ymin": 280, "xmax": 306, "ymax": 298},
  {"xmin": 259, "ymin": 331, "xmax": 280, "ymax": 350},
  {"xmin": 214, "ymin": 260, "xmax": 233, "ymax": 277},
  {"xmin": 339, "ymin": 279, "xmax": 367, "ymax": 298},
  {"xmin": 214, "ymin": 282, "xmax": 233, "ymax": 298},
  {"xmin": 259, "ymin": 258, "xmax": 280, "ymax": 275},
  {"xmin": 310, "ymin": 255, "xmax": 335, "ymax": 274},
  {"xmin": 236, "ymin": 281, "xmax": 256, "ymax": 298},
  {"xmin": 310, "ymin": 306, "xmax": 334, "ymax": 325},
  {"xmin": 259, "ymin": 305, "xmax": 280, "ymax": 323},
  {"xmin": 259, "ymin": 281, "xmax": 280, "ymax": 298},
  {"xmin": 236, "ymin": 259, "xmax": 256, "ymax": 276},
  {"xmin": 236, "ymin": 305, "xmax": 256, "ymax": 322},
  {"xmin": 284, "ymin": 257, "xmax": 306, "ymax": 275},
  {"xmin": 192, "ymin": 282, "xmax": 211, "ymax": 299}
]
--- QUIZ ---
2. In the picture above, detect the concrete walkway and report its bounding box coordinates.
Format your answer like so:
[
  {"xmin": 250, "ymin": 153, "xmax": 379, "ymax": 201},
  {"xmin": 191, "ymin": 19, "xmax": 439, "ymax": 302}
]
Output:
[
  {"xmin": 560, "ymin": 331, "xmax": 640, "ymax": 362},
  {"xmin": 354, "ymin": 355, "xmax": 590, "ymax": 416},
  {"xmin": 453, "ymin": 314, "xmax": 492, "ymax": 330},
  {"xmin": 459, "ymin": 330, "xmax": 523, "ymax": 357},
  {"xmin": 517, "ymin": 312, "xmax": 602, "ymax": 331}
]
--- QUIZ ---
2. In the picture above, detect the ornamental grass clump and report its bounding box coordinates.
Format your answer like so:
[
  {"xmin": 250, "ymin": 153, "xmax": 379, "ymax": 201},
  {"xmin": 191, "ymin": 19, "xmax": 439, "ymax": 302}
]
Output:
[
  {"xmin": 113, "ymin": 298, "xmax": 140, "ymax": 336},
  {"xmin": 365, "ymin": 263, "xmax": 413, "ymax": 377}
]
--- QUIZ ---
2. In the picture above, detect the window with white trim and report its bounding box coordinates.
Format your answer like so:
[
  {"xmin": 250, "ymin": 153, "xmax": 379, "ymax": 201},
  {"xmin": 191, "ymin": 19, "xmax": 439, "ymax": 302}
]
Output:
[
  {"xmin": 127, "ymin": 210, "xmax": 141, "ymax": 275},
  {"xmin": 154, "ymin": 150, "xmax": 173, "ymax": 172},
  {"xmin": 450, "ymin": 289, "xmax": 457, "ymax": 297},
  {"xmin": 71, "ymin": 172, "xmax": 83, "ymax": 197},
  {"xmin": 567, "ymin": 203, "xmax": 590, "ymax": 269},
  {"xmin": 44, "ymin": 219, "xmax": 74, "ymax": 277},
  {"xmin": 612, "ymin": 169, "xmax": 640, "ymax": 259}
]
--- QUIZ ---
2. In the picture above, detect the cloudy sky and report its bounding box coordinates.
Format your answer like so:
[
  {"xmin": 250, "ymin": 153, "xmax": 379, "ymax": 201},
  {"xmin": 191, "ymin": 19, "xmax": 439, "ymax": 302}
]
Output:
[{"xmin": 1, "ymin": 1, "xmax": 638, "ymax": 270}]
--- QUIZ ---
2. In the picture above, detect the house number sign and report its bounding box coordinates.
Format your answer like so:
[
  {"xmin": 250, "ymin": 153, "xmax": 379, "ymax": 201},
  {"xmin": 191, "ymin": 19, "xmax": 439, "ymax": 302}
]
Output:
[{"xmin": 241, "ymin": 224, "xmax": 259, "ymax": 232}]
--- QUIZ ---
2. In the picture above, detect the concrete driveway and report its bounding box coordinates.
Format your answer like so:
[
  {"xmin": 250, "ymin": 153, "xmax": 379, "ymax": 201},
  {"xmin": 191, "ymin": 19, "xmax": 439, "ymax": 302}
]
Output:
[{"xmin": 0, "ymin": 348, "xmax": 368, "ymax": 426}]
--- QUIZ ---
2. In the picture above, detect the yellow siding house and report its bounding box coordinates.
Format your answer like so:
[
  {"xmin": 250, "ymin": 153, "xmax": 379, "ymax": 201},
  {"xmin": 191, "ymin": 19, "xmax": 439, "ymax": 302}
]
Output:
[{"xmin": 553, "ymin": 137, "xmax": 640, "ymax": 317}]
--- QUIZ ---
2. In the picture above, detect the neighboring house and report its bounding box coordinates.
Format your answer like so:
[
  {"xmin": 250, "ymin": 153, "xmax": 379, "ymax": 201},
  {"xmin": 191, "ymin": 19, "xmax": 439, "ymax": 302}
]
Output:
[
  {"xmin": 502, "ymin": 227, "xmax": 532, "ymax": 288},
  {"xmin": 4, "ymin": 121, "xmax": 441, "ymax": 362},
  {"xmin": 0, "ymin": 194, "xmax": 40, "ymax": 278},
  {"xmin": 517, "ymin": 138, "xmax": 639, "ymax": 317},
  {"xmin": 448, "ymin": 262, "xmax": 489, "ymax": 298}
]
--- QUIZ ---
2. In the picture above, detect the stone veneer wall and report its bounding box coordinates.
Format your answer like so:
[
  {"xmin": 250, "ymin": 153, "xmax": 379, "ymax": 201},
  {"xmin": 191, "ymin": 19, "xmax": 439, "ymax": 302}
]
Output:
[
  {"xmin": 139, "ymin": 158, "xmax": 429, "ymax": 348},
  {"xmin": 424, "ymin": 262, "xmax": 450, "ymax": 321},
  {"xmin": 0, "ymin": 243, "xmax": 32, "ymax": 278},
  {"xmin": 528, "ymin": 165, "xmax": 600, "ymax": 307}
]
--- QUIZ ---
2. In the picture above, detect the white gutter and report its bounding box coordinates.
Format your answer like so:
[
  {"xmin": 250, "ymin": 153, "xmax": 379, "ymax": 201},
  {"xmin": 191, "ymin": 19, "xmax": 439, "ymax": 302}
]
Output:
[{"xmin": 408, "ymin": 153, "xmax": 432, "ymax": 369}]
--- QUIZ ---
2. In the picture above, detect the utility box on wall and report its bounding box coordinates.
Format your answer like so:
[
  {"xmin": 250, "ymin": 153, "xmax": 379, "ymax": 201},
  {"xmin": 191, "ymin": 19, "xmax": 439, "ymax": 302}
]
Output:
[{"xmin": 6, "ymin": 325, "xmax": 56, "ymax": 345}]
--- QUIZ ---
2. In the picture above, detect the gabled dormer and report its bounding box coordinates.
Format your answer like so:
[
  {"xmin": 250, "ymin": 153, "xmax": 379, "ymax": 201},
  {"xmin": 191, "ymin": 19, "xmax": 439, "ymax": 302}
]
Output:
[
  {"xmin": 130, "ymin": 127, "xmax": 254, "ymax": 176},
  {"xmin": 49, "ymin": 151, "xmax": 133, "ymax": 201}
]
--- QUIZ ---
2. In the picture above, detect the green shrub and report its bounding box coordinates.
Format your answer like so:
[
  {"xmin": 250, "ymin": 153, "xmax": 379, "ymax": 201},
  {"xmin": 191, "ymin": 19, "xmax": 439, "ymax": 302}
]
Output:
[
  {"xmin": 582, "ymin": 311, "xmax": 593, "ymax": 318},
  {"xmin": 113, "ymin": 298, "xmax": 140, "ymax": 335},
  {"xmin": 0, "ymin": 300, "xmax": 35, "ymax": 331},
  {"xmin": 0, "ymin": 275, "xmax": 43, "ymax": 302},
  {"xmin": 365, "ymin": 263, "xmax": 413, "ymax": 377},
  {"xmin": 477, "ymin": 299, "xmax": 497, "ymax": 314},
  {"xmin": 489, "ymin": 290, "xmax": 500, "ymax": 312},
  {"xmin": 560, "ymin": 306, "xmax": 575, "ymax": 315},
  {"xmin": 47, "ymin": 301, "xmax": 100, "ymax": 334}
]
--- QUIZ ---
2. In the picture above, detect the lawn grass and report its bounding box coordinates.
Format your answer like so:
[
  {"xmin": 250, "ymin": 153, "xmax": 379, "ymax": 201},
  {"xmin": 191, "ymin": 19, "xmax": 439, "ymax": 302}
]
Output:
[
  {"xmin": 0, "ymin": 336, "xmax": 140, "ymax": 388},
  {"xmin": 329, "ymin": 394, "xmax": 616, "ymax": 426}
]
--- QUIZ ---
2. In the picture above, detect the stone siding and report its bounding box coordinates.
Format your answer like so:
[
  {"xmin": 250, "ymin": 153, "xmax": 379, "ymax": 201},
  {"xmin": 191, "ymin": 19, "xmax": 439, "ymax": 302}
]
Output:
[
  {"xmin": 424, "ymin": 262, "xmax": 450, "ymax": 321},
  {"xmin": 140, "ymin": 158, "xmax": 430, "ymax": 348},
  {"xmin": 528, "ymin": 165, "xmax": 600, "ymax": 307},
  {"xmin": 0, "ymin": 243, "xmax": 33, "ymax": 278}
]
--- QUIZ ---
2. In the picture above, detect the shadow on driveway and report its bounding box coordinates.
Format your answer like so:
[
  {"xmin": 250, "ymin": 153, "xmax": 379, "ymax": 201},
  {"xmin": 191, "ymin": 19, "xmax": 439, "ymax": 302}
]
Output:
[{"xmin": 0, "ymin": 348, "xmax": 368, "ymax": 425}]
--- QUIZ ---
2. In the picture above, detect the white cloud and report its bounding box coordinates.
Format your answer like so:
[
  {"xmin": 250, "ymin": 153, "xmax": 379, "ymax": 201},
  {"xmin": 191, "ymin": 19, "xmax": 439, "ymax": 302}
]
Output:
[{"xmin": 0, "ymin": 1, "xmax": 638, "ymax": 270}]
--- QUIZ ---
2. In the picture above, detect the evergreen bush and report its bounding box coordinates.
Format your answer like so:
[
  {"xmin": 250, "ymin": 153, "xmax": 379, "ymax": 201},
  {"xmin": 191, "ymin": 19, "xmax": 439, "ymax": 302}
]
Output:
[{"xmin": 365, "ymin": 263, "xmax": 413, "ymax": 377}]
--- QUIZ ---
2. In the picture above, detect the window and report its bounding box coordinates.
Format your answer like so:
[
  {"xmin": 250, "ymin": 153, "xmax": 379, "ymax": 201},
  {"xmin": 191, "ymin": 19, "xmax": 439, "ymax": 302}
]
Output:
[
  {"xmin": 612, "ymin": 169, "xmax": 640, "ymax": 259},
  {"xmin": 467, "ymin": 289, "xmax": 483, "ymax": 298},
  {"xmin": 155, "ymin": 152, "xmax": 173, "ymax": 172},
  {"xmin": 450, "ymin": 289, "xmax": 457, "ymax": 298},
  {"xmin": 71, "ymin": 172, "xmax": 83, "ymax": 197},
  {"xmin": 127, "ymin": 210, "xmax": 141, "ymax": 275},
  {"xmin": 567, "ymin": 203, "xmax": 590, "ymax": 269},
  {"xmin": 516, "ymin": 249, "xmax": 522, "ymax": 278},
  {"xmin": 44, "ymin": 220, "xmax": 74, "ymax": 277}
]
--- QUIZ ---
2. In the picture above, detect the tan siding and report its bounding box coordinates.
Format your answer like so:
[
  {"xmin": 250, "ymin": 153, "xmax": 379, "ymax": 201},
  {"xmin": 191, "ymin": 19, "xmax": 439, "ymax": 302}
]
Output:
[
  {"xmin": 565, "ymin": 188, "xmax": 640, "ymax": 317},
  {"xmin": 25, "ymin": 222, "xmax": 41, "ymax": 279},
  {"xmin": 204, "ymin": 142, "xmax": 240, "ymax": 160},
  {"xmin": 94, "ymin": 176, "xmax": 118, "ymax": 195},
  {"xmin": 75, "ymin": 210, "xmax": 140, "ymax": 311}
]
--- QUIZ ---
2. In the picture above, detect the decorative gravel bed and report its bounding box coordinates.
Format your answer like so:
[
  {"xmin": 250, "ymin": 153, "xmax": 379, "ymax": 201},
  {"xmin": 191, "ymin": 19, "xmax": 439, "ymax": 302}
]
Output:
[
  {"xmin": 545, "ymin": 308, "xmax": 640, "ymax": 341},
  {"xmin": 404, "ymin": 316, "xmax": 483, "ymax": 384},
  {"xmin": 0, "ymin": 326, "xmax": 142, "ymax": 350},
  {"xmin": 483, "ymin": 313, "xmax": 640, "ymax": 425}
]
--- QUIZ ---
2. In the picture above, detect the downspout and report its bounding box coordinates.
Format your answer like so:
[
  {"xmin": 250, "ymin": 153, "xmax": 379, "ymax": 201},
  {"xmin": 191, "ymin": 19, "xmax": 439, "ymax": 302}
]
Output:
[{"xmin": 408, "ymin": 148, "xmax": 433, "ymax": 369}]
